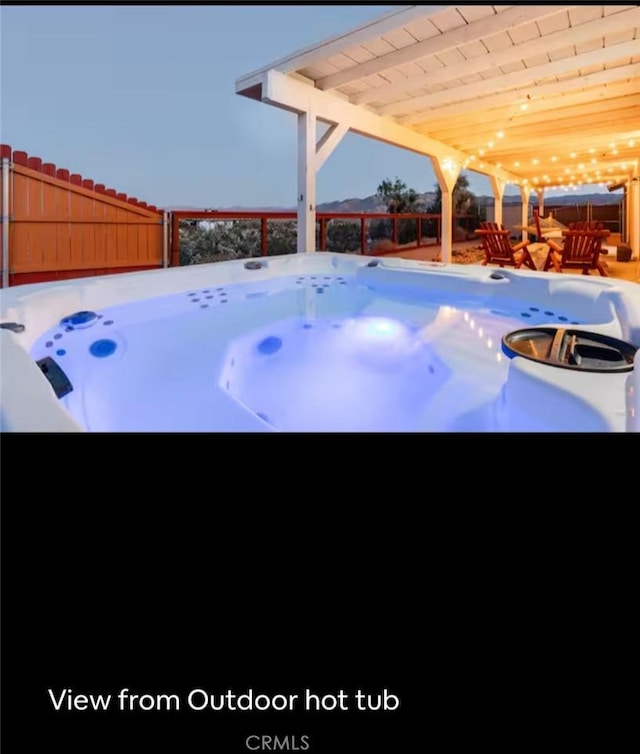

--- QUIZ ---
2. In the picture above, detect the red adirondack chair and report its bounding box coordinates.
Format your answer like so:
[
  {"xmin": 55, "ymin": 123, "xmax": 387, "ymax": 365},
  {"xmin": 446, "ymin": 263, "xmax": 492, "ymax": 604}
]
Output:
[
  {"xmin": 542, "ymin": 221, "xmax": 610, "ymax": 276},
  {"xmin": 475, "ymin": 221, "xmax": 537, "ymax": 270}
]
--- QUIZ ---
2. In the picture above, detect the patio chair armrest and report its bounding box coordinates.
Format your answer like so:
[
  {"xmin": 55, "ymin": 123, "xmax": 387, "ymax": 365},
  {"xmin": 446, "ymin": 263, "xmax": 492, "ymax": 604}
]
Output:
[
  {"xmin": 512, "ymin": 239, "xmax": 529, "ymax": 251},
  {"xmin": 545, "ymin": 238, "xmax": 563, "ymax": 253}
]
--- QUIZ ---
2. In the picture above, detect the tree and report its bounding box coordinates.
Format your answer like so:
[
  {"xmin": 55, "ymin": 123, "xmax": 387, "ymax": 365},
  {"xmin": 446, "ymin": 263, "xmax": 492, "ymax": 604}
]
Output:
[
  {"xmin": 428, "ymin": 172, "xmax": 478, "ymax": 216},
  {"xmin": 376, "ymin": 177, "xmax": 419, "ymax": 214},
  {"xmin": 374, "ymin": 177, "xmax": 423, "ymax": 245},
  {"xmin": 428, "ymin": 172, "xmax": 482, "ymax": 237}
]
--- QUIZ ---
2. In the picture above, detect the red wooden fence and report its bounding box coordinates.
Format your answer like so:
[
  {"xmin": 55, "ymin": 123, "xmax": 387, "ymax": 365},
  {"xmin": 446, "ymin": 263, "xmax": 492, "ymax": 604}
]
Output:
[{"xmin": 0, "ymin": 144, "xmax": 166, "ymax": 287}]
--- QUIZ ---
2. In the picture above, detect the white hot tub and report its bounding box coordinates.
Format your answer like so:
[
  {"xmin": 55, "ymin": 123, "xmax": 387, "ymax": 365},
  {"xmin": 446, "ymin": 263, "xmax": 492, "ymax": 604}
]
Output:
[{"xmin": 1, "ymin": 253, "xmax": 639, "ymax": 432}]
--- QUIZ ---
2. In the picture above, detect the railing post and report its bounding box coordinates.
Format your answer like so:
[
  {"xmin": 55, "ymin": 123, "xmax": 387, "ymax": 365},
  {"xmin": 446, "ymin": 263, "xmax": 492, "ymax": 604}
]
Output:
[
  {"xmin": 360, "ymin": 217, "xmax": 366, "ymax": 254},
  {"xmin": 437, "ymin": 215, "xmax": 441, "ymax": 244},
  {"xmin": 171, "ymin": 213, "xmax": 180, "ymax": 267},
  {"xmin": 416, "ymin": 217, "xmax": 420, "ymax": 248},
  {"xmin": 319, "ymin": 217, "xmax": 326, "ymax": 251},
  {"xmin": 1, "ymin": 150, "xmax": 10, "ymax": 288},
  {"xmin": 392, "ymin": 216, "xmax": 398, "ymax": 246},
  {"xmin": 261, "ymin": 216, "xmax": 268, "ymax": 256},
  {"xmin": 162, "ymin": 211, "xmax": 169, "ymax": 268}
]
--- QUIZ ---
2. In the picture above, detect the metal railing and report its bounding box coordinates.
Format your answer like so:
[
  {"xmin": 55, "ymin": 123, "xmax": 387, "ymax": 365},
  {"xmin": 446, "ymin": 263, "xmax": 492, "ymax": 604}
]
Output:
[{"xmin": 170, "ymin": 209, "xmax": 484, "ymax": 266}]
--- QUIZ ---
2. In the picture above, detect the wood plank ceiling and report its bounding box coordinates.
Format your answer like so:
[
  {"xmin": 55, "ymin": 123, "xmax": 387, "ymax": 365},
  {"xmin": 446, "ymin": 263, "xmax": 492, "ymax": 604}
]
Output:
[{"xmin": 239, "ymin": 4, "xmax": 640, "ymax": 192}]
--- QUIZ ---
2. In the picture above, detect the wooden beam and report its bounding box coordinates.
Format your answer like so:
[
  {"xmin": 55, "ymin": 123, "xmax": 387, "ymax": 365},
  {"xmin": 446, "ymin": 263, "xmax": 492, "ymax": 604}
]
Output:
[
  {"xmin": 413, "ymin": 84, "xmax": 640, "ymax": 135},
  {"xmin": 454, "ymin": 126, "xmax": 640, "ymax": 157},
  {"xmin": 382, "ymin": 39, "xmax": 640, "ymax": 119},
  {"xmin": 318, "ymin": 6, "xmax": 576, "ymax": 93},
  {"xmin": 262, "ymin": 69, "xmax": 521, "ymax": 183},
  {"xmin": 315, "ymin": 122, "xmax": 349, "ymax": 171},
  {"xmin": 352, "ymin": 6, "xmax": 640, "ymax": 106},
  {"xmin": 401, "ymin": 67, "xmax": 640, "ymax": 128},
  {"xmin": 446, "ymin": 116, "xmax": 640, "ymax": 150},
  {"xmin": 236, "ymin": 5, "xmax": 437, "ymax": 90},
  {"xmin": 425, "ymin": 95, "xmax": 640, "ymax": 141}
]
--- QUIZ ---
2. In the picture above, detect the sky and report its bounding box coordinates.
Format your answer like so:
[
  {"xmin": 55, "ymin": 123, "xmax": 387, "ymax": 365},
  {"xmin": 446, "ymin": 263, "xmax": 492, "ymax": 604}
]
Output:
[{"xmin": 1, "ymin": 4, "xmax": 610, "ymax": 209}]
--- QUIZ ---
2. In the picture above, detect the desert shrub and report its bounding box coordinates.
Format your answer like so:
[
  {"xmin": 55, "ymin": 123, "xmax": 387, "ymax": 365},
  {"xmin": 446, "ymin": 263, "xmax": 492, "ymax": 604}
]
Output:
[{"xmin": 325, "ymin": 219, "xmax": 361, "ymax": 253}]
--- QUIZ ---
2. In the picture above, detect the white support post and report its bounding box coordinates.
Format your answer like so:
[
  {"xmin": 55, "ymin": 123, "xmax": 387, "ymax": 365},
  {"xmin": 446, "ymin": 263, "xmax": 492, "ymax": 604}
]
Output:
[
  {"xmin": 297, "ymin": 110, "xmax": 317, "ymax": 254},
  {"xmin": 431, "ymin": 156, "xmax": 461, "ymax": 264},
  {"xmin": 162, "ymin": 211, "xmax": 169, "ymax": 268},
  {"xmin": 537, "ymin": 189, "xmax": 545, "ymax": 218},
  {"xmin": 1, "ymin": 157, "xmax": 9, "ymax": 288},
  {"xmin": 520, "ymin": 185, "xmax": 532, "ymax": 242},
  {"xmin": 490, "ymin": 176, "xmax": 506, "ymax": 227},
  {"xmin": 628, "ymin": 176, "xmax": 639, "ymax": 263}
]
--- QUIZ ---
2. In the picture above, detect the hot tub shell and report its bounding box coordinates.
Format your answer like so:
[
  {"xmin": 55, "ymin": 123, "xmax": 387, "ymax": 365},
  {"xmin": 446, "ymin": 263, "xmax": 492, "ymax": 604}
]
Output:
[{"xmin": 1, "ymin": 253, "xmax": 639, "ymax": 432}]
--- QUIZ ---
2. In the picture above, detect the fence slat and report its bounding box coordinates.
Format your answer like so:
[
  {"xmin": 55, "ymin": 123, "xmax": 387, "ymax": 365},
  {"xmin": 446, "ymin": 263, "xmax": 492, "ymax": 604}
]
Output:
[
  {"xmin": 104, "ymin": 195, "xmax": 118, "ymax": 266},
  {"xmin": 69, "ymin": 185, "xmax": 85, "ymax": 269},
  {"xmin": 127, "ymin": 204, "xmax": 139, "ymax": 264},
  {"xmin": 54, "ymin": 174, "xmax": 71, "ymax": 268},
  {"xmin": 81, "ymin": 189, "xmax": 96, "ymax": 268},
  {"xmin": 11, "ymin": 172, "xmax": 31, "ymax": 270}
]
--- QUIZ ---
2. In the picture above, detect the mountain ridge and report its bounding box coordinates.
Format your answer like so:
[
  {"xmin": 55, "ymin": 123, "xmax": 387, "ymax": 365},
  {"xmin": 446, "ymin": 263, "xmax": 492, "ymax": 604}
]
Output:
[
  {"xmin": 169, "ymin": 191, "xmax": 621, "ymax": 213},
  {"xmin": 224, "ymin": 191, "xmax": 622, "ymax": 213}
]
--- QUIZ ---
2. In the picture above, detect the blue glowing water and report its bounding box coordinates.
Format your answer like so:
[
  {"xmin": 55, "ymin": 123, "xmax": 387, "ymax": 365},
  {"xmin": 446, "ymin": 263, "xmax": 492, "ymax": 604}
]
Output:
[{"xmin": 29, "ymin": 274, "xmax": 586, "ymax": 431}]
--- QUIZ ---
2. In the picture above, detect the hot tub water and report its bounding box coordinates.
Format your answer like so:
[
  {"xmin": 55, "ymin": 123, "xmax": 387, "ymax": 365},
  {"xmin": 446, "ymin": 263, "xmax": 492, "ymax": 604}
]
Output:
[{"xmin": 27, "ymin": 272, "xmax": 590, "ymax": 432}]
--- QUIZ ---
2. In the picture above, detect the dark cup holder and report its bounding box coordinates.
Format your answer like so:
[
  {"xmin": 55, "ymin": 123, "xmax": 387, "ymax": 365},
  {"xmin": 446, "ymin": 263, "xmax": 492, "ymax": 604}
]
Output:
[{"xmin": 502, "ymin": 327, "xmax": 637, "ymax": 373}]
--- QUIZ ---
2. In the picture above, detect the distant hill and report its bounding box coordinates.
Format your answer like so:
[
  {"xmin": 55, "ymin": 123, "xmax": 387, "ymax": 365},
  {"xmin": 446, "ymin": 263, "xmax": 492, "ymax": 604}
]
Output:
[
  {"xmin": 268, "ymin": 191, "xmax": 620, "ymax": 212},
  {"xmin": 170, "ymin": 191, "xmax": 621, "ymax": 214},
  {"xmin": 316, "ymin": 191, "xmax": 621, "ymax": 212},
  {"xmin": 208, "ymin": 193, "xmax": 440, "ymax": 213},
  {"xmin": 211, "ymin": 192, "xmax": 439, "ymax": 213},
  {"xmin": 317, "ymin": 191, "xmax": 438, "ymax": 213}
]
